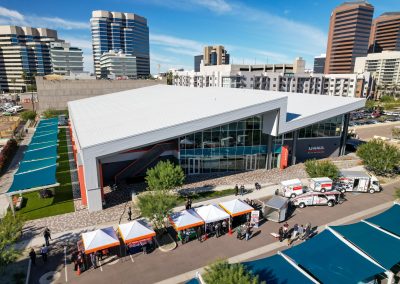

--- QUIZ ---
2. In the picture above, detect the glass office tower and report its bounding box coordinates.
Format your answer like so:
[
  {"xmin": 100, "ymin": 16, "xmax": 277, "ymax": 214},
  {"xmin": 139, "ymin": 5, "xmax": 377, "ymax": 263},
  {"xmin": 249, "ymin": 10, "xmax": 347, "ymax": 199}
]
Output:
[{"xmin": 91, "ymin": 10, "xmax": 150, "ymax": 78}]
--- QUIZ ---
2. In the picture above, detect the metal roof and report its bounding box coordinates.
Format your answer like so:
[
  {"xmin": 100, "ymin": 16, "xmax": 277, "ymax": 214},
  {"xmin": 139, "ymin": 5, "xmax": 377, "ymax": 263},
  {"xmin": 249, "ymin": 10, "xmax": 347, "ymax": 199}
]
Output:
[{"xmin": 340, "ymin": 170, "xmax": 371, "ymax": 178}]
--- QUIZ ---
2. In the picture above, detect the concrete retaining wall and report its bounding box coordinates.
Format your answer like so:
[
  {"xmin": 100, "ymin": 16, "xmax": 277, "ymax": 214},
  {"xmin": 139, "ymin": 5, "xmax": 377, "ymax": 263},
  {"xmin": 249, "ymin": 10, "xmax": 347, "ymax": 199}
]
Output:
[{"xmin": 36, "ymin": 76, "xmax": 166, "ymax": 111}]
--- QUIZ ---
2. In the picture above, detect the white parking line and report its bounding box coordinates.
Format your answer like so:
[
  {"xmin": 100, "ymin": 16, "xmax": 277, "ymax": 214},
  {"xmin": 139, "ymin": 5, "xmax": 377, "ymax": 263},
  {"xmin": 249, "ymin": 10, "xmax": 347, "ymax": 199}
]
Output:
[
  {"xmin": 98, "ymin": 259, "xmax": 103, "ymax": 272},
  {"xmin": 129, "ymin": 254, "xmax": 134, "ymax": 263},
  {"xmin": 64, "ymin": 247, "xmax": 68, "ymax": 282}
]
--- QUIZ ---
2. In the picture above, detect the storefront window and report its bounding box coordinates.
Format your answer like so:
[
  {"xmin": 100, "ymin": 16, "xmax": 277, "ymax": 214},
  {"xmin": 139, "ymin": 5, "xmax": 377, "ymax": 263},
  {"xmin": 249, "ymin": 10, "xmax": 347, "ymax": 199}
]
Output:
[{"xmin": 298, "ymin": 115, "xmax": 343, "ymax": 139}]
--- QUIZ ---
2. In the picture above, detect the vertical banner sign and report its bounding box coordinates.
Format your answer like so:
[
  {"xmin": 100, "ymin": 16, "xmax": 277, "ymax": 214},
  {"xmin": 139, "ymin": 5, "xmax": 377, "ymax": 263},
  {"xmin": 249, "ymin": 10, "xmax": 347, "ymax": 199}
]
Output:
[
  {"xmin": 250, "ymin": 210, "xmax": 260, "ymax": 228},
  {"xmin": 280, "ymin": 145, "xmax": 289, "ymax": 169}
]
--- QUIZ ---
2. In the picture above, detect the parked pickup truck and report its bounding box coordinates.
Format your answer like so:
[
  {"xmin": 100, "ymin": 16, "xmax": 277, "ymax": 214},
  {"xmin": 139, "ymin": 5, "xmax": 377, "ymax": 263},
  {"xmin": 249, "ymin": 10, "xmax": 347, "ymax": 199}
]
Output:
[{"xmin": 291, "ymin": 191, "xmax": 345, "ymax": 208}]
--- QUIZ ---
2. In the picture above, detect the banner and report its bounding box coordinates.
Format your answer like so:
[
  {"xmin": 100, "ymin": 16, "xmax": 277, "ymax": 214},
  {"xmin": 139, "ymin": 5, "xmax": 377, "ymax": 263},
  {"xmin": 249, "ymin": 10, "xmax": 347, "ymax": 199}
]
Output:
[{"xmin": 250, "ymin": 210, "xmax": 260, "ymax": 228}]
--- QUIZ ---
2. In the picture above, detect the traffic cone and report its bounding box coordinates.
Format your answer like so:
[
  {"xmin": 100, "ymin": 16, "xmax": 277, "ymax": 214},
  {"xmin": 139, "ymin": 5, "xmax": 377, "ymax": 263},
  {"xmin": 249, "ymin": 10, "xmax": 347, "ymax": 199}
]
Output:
[
  {"xmin": 76, "ymin": 266, "xmax": 81, "ymax": 276},
  {"xmin": 228, "ymin": 227, "xmax": 233, "ymax": 235}
]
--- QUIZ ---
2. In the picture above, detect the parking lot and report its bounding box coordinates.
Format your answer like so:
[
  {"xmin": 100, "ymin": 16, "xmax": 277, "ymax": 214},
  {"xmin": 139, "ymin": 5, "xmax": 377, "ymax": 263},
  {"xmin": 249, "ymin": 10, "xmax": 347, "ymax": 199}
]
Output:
[{"xmin": 26, "ymin": 179, "xmax": 399, "ymax": 284}]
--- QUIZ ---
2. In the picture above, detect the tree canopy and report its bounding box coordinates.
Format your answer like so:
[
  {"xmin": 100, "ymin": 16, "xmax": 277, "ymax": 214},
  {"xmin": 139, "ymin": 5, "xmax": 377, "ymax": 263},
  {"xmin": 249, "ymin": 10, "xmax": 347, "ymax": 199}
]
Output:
[
  {"xmin": 203, "ymin": 260, "xmax": 264, "ymax": 284},
  {"xmin": 0, "ymin": 213, "xmax": 24, "ymax": 269},
  {"xmin": 357, "ymin": 139, "xmax": 400, "ymax": 176},
  {"xmin": 20, "ymin": 110, "xmax": 36, "ymax": 121},
  {"xmin": 304, "ymin": 159, "xmax": 340, "ymax": 180},
  {"xmin": 145, "ymin": 160, "xmax": 185, "ymax": 191}
]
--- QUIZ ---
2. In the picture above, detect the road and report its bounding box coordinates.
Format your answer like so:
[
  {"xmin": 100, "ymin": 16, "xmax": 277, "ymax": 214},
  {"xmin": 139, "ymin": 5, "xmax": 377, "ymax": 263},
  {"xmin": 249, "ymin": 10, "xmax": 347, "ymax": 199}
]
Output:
[{"xmin": 25, "ymin": 180, "xmax": 399, "ymax": 284}]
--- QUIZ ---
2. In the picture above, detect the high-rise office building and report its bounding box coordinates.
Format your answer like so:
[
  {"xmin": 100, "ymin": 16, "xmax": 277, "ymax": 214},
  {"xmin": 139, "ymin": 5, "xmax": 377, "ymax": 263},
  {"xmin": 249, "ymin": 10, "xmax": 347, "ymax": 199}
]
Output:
[
  {"xmin": 369, "ymin": 12, "xmax": 400, "ymax": 53},
  {"xmin": 0, "ymin": 25, "xmax": 82, "ymax": 92},
  {"xmin": 313, "ymin": 54, "xmax": 326, "ymax": 74},
  {"xmin": 90, "ymin": 10, "xmax": 150, "ymax": 78},
  {"xmin": 50, "ymin": 42, "xmax": 83, "ymax": 76},
  {"xmin": 203, "ymin": 46, "xmax": 229, "ymax": 66},
  {"xmin": 194, "ymin": 55, "xmax": 203, "ymax": 72},
  {"xmin": 324, "ymin": 1, "xmax": 374, "ymax": 74}
]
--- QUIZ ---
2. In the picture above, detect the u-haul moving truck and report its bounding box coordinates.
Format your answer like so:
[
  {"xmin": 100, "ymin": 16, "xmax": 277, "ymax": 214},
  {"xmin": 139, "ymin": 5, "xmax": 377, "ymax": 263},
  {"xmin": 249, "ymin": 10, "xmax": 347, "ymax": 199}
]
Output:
[
  {"xmin": 309, "ymin": 177, "xmax": 333, "ymax": 192},
  {"xmin": 336, "ymin": 171, "xmax": 380, "ymax": 193},
  {"xmin": 280, "ymin": 179, "xmax": 304, "ymax": 198}
]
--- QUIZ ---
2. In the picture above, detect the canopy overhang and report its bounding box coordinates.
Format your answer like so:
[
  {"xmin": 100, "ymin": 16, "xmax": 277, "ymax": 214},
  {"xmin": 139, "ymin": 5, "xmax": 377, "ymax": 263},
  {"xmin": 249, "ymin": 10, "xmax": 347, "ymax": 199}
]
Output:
[
  {"xmin": 194, "ymin": 204, "xmax": 230, "ymax": 223},
  {"xmin": 82, "ymin": 227, "xmax": 120, "ymax": 254},
  {"xmin": 169, "ymin": 209, "xmax": 205, "ymax": 231},
  {"xmin": 219, "ymin": 199, "xmax": 254, "ymax": 217},
  {"xmin": 117, "ymin": 220, "xmax": 156, "ymax": 244}
]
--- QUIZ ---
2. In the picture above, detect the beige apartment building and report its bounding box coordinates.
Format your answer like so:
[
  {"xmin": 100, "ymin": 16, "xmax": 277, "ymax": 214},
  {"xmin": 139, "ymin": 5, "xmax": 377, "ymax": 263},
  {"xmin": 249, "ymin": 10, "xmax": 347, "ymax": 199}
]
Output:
[
  {"xmin": 203, "ymin": 45, "xmax": 229, "ymax": 66},
  {"xmin": 369, "ymin": 12, "xmax": 400, "ymax": 53},
  {"xmin": 325, "ymin": 1, "xmax": 374, "ymax": 74}
]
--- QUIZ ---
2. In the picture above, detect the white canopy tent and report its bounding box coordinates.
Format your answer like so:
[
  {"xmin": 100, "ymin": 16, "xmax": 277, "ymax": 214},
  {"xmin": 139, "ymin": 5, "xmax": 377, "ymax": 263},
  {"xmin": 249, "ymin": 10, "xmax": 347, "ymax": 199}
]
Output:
[
  {"xmin": 195, "ymin": 204, "xmax": 230, "ymax": 223},
  {"xmin": 169, "ymin": 209, "xmax": 205, "ymax": 231},
  {"xmin": 219, "ymin": 199, "xmax": 254, "ymax": 217},
  {"xmin": 82, "ymin": 227, "xmax": 120, "ymax": 254},
  {"xmin": 117, "ymin": 220, "xmax": 156, "ymax": 244}
]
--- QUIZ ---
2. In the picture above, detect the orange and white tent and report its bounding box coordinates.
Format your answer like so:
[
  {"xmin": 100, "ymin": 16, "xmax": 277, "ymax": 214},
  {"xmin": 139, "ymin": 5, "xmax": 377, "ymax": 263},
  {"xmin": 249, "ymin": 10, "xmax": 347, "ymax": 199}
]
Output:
[
  {"xmin": 219, "ymin": 199, "xmax": 254, "ymax": 217},
  {"xmin": 169, "ymin": 209, "xmax": 204, "ymax": 231},
  {"xmin": 118, "ymin": 220, "xmax": 156, "ymax": 244},
  {"xmin": 81, "ymin": 227, "xmax": 120, "ymax": 254}
]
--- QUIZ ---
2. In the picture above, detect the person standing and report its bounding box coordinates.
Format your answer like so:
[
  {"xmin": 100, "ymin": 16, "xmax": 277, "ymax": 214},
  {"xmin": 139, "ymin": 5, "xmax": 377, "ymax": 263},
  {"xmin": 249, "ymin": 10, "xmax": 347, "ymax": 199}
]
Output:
[
  {"xmin": 90, "ymin": 253, "xmax": 97, "ymax": 269},
  {"xmin": 283, "ymin": 222, "xmax": 289, "ymax": 239},
  {"xmin": 127, "ymin": 207, "xmax": 132, "ymax": 221},
  {"xmin": 240, "ymin": 185, "xmax": 245, "ymax": 196},
  {"xmin": 298, "ymin": 225, "xmax": 304, "ymax": 240},
  {"xmin": 40, "ymin": 244, "xmax": 48, "ymax": 262},
  {"xmin": 188, "ymin": 198, "xmax": 192, "ymax": 209},
  {"xmin": 196, "ymin": 226, "xmax": 202, "ymax": 242},
  {"xmin": 29, "ymin": 248, "xmax": 36, "ymax": 266},
  {"xmin": 245, "ymin": 224, "xmax": 251, "ymax": 241},
  {"xmin": 44, "ymin": 228, "xmax": 51, "ymax": 247},
  {"xmin": 235, "ymin": 184, "xmax": 239, "ymax": 196},
  {"xmin": 222, "ymin": 220, "xmax": 227, "ymax": 234},
  {"xmin": 278, "ymin": 227, "xmax": 284, "ymax": 242}
]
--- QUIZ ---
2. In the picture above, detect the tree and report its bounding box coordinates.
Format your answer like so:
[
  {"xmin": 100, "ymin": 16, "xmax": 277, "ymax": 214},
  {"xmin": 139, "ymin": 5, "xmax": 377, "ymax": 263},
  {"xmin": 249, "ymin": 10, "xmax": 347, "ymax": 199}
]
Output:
[
  {"xmin": 0, "ymin": 213, "xmax": 24, "ymax": 270},
  {"xmin": 203, "ymin": 260, "xmax": 264, "ymax": 284},
  {"xmin": 304, "ymin": 159, "xmax": 340, "ymax": 180},
  {"xmin": 20, "ymin": 110, "xmax": 36, "ymax": 121},
  {"xmin": 145, "ymin": 160, "xmax": 185, "ymax": 191},
  {"xmin": 166, "ymin": 71, "xmax": 173, "ymax": 85},
  {"xmin": 137, "ymin": 190, "xmax": 178, "ymax": 230},
  {"xmin": 357, "ymin": 139, "xmax": 400, "ymax": 176}
]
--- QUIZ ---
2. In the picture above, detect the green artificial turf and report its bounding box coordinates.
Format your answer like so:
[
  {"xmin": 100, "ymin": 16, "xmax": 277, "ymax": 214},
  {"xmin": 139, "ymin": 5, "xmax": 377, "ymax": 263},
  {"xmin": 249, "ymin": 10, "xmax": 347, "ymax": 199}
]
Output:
[
  {"xmin": 177, "ymin": 188, "xmax": 236, "ymax": 205},
  {"xmin": 18, "ymin": 128, "xmax": 74, "ymax": 220}
]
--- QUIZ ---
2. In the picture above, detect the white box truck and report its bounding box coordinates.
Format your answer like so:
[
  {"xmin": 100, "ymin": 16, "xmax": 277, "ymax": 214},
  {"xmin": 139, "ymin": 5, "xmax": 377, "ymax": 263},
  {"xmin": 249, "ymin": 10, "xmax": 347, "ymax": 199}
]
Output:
[
  {"xmin": 309, "ymin": 177, "xmax": 333, "ymax": 193},
  {"xmin": 335, "ymin": 171, "xmax": 380, "ymax": 194},
  {"xmin": 279, "ymin": 179, "xmax": 304, "ymax": 198}
]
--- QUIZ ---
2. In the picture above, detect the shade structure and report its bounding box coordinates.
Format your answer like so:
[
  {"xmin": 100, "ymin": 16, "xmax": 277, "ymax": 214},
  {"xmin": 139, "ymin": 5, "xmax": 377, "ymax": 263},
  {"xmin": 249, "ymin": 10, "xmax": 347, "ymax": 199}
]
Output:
[
  {"xmin": 169, "ymin": 209, "xmax": 204, "ymax": 231},
  {"xmin": 17, "ymin": 157, "xmax": 57, "ymax": 173},
  {"xmin": 330, "ymin": 222, "xmax": 400, "ymax": 270},
  {"xmin": 82, "ymin": 227, "xmax": 120, "ymax": 254},
  {"xmin": 194, "ymin": 204, "xmax": 230, "ymax": 223},
  {"xmin": 23, "ymin": 145, "xmax": 57, "ymax": 161},
  {"xmin": 365, "ymin": 204, "xmax": 400, "ymax": 237},
  {"xmin": 27, "ymin": 141, "xmax": 56, "ymax": 151},
  {"xmin": 243, "ymin": 254, "xmax": 315, "ymax": 284},
  {"xmin": 284, "ymin": 230, "xmax": 385, "ymax": 284},
  {"xmin": 219, "ymin": 199, "xmax": 253, "ymax": 217},
  {"xmin": 118, "ymin": 220, "xmax": 156, "ymax": 244},
  {"xmin": 30, "ymin": 132, "xmax": 58, "ymax": 144}
]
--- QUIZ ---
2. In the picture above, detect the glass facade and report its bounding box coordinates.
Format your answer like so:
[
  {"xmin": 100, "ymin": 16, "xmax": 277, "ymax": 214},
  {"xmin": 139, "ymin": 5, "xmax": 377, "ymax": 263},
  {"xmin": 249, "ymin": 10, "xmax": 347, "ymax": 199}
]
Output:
[
  {"xmin": 179, "ymin": 116, "xmax": 268, "ymax": 174},
  {"xmin": 298, "ymin": 116, "xmax": 343, "ymax": 139}
]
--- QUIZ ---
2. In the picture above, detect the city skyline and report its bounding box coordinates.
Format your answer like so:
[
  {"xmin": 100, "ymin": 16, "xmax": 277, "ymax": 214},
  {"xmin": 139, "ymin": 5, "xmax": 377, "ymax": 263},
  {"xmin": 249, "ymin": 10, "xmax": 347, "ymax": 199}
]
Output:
[{"xmin": 0, "ymin": 0, "xmax": 399, "ymax": 74}]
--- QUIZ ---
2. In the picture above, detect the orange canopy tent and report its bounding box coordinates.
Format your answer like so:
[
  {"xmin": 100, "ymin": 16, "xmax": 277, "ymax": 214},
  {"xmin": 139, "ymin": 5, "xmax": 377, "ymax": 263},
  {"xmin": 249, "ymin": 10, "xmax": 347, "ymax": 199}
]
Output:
[
  {"xmin": 169, "ymin": 209, "xmax": 204, "ymax": 231},
  {"xmin": 219, "ymin": 199, "xmax": 254, "ymax": 217},
  {"xmin": 117, "ymin": 220, "xmax": 156, "ymax": 244},
  {"xmin": 81, "ymin": 227, "xmax": 120, "ymax": 254}
]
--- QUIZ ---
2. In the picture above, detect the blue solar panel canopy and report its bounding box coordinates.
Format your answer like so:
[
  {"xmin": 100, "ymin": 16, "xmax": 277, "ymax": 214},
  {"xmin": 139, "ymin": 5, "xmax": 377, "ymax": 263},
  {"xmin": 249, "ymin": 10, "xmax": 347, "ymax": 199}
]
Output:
[
  {"xmin": 17, "ymin": 157, "xmax": 57, "ymax": 173},
  {"xmin": 23, "ymin": 145, "xmax": 57, "ymax": 161},
  {"xmin": 243, "ymin": 254, "xmax": 314, "ymax": 284},
  {"xmin": 284, "ymin": 230, "xmax": 385, "ymax": 284},
  {"xmin": 331, "ymin": 222, "xmax": 400, "ymax": 270},
  {"xmin": 30, "ymin": 132, "xmax": 58, "ymax": 144},
  {"xmin": 27, "ymin": 141, "xmax": 56, "ymax": 151},
  {"xmin": 365, "ymin": 204, "xmax": 400, "ymax": 237},
  {"xmin": 8, "ymin": 165, "xmax": 57, "ymax": 193}
]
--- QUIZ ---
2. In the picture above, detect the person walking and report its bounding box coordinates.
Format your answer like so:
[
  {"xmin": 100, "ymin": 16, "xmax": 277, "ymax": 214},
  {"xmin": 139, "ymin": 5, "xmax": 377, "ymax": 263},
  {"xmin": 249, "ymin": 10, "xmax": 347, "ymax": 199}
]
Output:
[
  {"xmin": 240, "ymin": 185, "xmax": 245, "ymax": 196},
  {"xmin": 235, "ymin": 184, "xmax": 239, "ymax": 196},
  {"xmin": 245, "ymin": 224, "xmax": 251, "ymax": 241},
  {"xmin": 29, "ymin": 248, "xmax": 36, "ymax": 266},
  {"xmin": 90, "ymin": 253, "xmax": 97, "ymax": 269},
  {"xmin": 278, "ymin": 227, "xmax": 284, "ymax": 242},
  {"xmin": 127, "ymin": 207, "xmax": 132, "ymax": 221},
  {"xmin": 40, "ymin": 244, "xmax": 48, "ymax": 262},
  {"xmin": 44, "ymin": 228, "xmax": 51, "ymax": 246}
]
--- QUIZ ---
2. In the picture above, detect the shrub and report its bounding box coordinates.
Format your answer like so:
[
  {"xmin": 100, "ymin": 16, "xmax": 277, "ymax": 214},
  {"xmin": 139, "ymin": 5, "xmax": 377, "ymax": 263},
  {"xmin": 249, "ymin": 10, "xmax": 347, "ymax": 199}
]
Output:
[
  {"xmin": 304, "ymin": 159, "xmax": 340, "ymax": 180},
  {"xmin": 0, "ymin": 139, "xmax": 18, "ymax": 173},
  {"xmin": 20, "ymin": 110, "xmax": 36, "ymax": 121},
  {"xmin": 357, "ymin": 139, "xmax": 400, "ymax": 176},
  {"xmin": 203, "ymin": 260, "xmax": 264, "ymax": 284},
  {"xmin": 380, "ymin": 95, "xmax": 395, "ymax": 103},
  {"xmin": 392, "ymin": 127, "xmax": 400, "ymax": 140},
  {"xmin": 42, "ymin": 109, "xmax": 68, "ymax": 119},
  {"xmin": 0, "ymin": 213, "xmax": 24, "ymax": 269},
  {"xmin": 145, "ymin": 160, "xmax": 185, "ymax": 191}
]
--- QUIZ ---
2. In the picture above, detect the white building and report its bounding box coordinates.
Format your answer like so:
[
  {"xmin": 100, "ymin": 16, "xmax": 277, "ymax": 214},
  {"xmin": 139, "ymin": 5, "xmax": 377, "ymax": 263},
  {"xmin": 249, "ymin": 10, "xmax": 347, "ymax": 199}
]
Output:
[
  {"xmin": 100, "ymin": 50, "xmax": 137, "ymax": 79},
  {"xmin": 354, "ymin": 51, "xmax": 400, "ymax": 87},
  {"xmin": 50, "ymin": 42, "xmax": 84, "ymax": 75}
]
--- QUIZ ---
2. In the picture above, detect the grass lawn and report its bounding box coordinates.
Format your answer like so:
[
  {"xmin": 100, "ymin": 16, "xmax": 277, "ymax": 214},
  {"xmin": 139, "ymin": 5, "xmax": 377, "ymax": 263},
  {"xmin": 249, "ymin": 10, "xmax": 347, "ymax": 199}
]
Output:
[
  {"xmin": 177, "ymin": 188, "xmax": 236, "ymax": 205},
  {"xmin": 18, "ymin": 128, "xmax": 74, "ymax": 220}
]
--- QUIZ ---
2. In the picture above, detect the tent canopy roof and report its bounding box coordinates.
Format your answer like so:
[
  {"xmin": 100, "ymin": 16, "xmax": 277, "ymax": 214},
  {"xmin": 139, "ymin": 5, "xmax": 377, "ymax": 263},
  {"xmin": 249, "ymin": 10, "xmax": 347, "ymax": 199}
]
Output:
[
  {"xmin": 243, "ymin": 254, "xmax": 314, "ymax": 284},
  {"xmin": 118, "ymin": 220, "xmax": 155, "ymax": 243},
  {"xmin": 365, "ymin": 204, "xmax": 400, "ymax": 237},
  {"xmin": 194, "ymin": 204, "xmax": 230, "ymax": 223},
  {"xmin": 82, "ymin": 227, "xmax": 120, "ymax": 254},
  {"xmin": 219, "ymin": 199, "xmax": 253, "ymax": 217},
  {"xmin": 331, "ymin": 222, "xmax": 400, "ymax": 270},
  {"xmin": 285, "ymin": 230, "xmax": 385, "ymax": 283},
  {"xmin": 169, "ymin": 209, "xmax": 204, "ymax": 231},
  {"xmin": 264, "ymin": 196, "xmax": 289, "ymax": 210}
]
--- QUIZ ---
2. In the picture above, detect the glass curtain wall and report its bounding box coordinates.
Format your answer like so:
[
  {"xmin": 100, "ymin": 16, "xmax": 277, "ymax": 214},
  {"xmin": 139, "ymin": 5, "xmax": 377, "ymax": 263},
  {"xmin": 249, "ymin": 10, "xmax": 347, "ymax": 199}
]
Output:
[{"xmin": 179, "ymin": 116, "xmax": 268, "ymax": 174}]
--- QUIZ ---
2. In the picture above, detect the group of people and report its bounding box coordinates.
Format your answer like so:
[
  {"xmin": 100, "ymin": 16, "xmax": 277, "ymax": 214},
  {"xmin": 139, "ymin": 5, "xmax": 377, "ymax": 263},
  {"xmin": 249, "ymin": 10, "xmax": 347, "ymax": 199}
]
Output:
[
  {"xmin": 72, "ymin": 249, "xmax": 108, "ymax": 271},
  {"xmin": 234, "ymin": 184, "xmax": 246, "ymax": 196},
  {"xmin": 278, "ymin": 222, "xmax": 312, "ymax": 246},
  {"xmin": 236, "ymin": 222, "xmax": 252, "ymax": 241},
  {"xmin": 29, "ymin": 227, "xmax": 51, "ymax": 266}
]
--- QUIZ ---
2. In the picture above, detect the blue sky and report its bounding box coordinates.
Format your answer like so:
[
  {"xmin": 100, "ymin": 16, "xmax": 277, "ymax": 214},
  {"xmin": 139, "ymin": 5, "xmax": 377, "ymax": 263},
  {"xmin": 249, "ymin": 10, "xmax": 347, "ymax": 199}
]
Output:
[{"xmin": 0, "ymin": 0, "xmax": 399, "ymax": 74}]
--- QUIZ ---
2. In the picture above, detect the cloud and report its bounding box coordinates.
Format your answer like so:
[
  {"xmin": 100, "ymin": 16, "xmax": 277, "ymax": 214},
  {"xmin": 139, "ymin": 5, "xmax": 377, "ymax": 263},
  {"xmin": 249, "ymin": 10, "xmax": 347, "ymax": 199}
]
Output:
[
  {"xmin": 82, "ymin": 53, "xmax": 94, "ymax": 73},
  {"xmin": 63, "ymin": 37, "xmax": 92, "ymax": 50},
  {"xmin": 141, "ymin": 0, "xmax": 231, "ymax": 13},
  {"xmin": 150, "ymin": 33, "xmax": 203, "ymax": 53},
  {"xmin": 0, "ymin": 6, "xmax": 88, "ymax": 30},
  {"xmin": 191, "ymin": 0, "xmax": 232, "ymax": 13}
]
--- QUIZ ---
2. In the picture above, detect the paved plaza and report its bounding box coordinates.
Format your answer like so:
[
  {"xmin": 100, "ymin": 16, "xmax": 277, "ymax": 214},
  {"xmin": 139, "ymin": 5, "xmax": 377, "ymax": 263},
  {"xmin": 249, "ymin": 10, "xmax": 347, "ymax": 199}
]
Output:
[{"xmin": 25, "ymin": 179, "xmax": 399, "ymax": 284}]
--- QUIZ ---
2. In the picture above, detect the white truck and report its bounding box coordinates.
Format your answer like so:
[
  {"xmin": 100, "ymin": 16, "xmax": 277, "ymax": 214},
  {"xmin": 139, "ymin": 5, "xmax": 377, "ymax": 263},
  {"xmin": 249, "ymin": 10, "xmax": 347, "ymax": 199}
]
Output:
[
  {"xmin": 335, "ymin": 171, "xmax": 380, "ymax": 194},
  {"xmin": 279, "ymin": 179, "xmax": 305, "ymax": 198},
  {"xmin": 291, "ymin": 191, "xmax": 344, "ymax": 208},
  {"xmin": 309, "ymin": 177, "xmax": 333, "ymax": 193}
]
